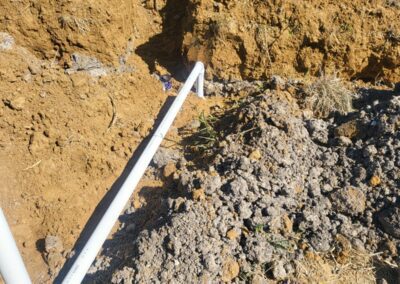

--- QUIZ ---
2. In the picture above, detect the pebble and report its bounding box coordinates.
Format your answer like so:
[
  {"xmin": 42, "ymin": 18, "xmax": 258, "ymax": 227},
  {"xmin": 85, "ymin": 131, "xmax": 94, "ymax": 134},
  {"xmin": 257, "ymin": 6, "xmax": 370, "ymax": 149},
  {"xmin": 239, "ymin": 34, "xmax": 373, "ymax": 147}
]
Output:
[
  {"xmin": 249, "ymin": 149, "xmax": 262, "ymax": 160},
  {"xmin": 5, "ymin": 96, "xmax": 25, "ymax": 111},
  {"xmin": 369, "ymin": 175, "xmax": 381, "ymax": 187},
  {"xmin": 226, "ymin": 228, "xmax": 240, "ymax": 240},
  {"xmin": 45, "ymin": 235, "xmax": 63, "ymax": 253},
  {"xmin": 0, "ymin": 32, "xmax": 14, "ymax": 50}
]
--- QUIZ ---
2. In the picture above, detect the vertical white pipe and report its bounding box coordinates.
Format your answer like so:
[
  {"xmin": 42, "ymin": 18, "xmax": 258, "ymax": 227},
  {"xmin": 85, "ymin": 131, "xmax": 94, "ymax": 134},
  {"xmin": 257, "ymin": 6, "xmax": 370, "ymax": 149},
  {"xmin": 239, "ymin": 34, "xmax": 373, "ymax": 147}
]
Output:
[
  {"xmin": 196, "ymin": 62, "xmax": 204, "ymax": 99},
  {"xmin": 62, "ymin": 62, "xmax": 205, "ymax": 284},
  {"xmin": 0, "ymin": 208, "xmax": 32, "ymax": 284}
]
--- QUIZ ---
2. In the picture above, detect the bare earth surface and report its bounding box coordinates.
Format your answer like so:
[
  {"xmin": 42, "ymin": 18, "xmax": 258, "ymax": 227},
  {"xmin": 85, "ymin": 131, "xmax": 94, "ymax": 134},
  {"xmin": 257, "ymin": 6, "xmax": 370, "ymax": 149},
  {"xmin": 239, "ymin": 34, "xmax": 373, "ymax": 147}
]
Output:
[
  {"xmin": 0, "ymin": 0, "xmax": 399, "ymax": 283},
  {"xmin": 0, "ymin": 2, "xmax": 220, "ymax": 281}
]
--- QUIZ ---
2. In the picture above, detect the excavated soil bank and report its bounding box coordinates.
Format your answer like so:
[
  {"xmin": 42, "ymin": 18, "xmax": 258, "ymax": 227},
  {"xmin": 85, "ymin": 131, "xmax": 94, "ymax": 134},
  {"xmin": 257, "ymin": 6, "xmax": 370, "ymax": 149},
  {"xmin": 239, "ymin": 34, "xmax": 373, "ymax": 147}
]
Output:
[
  {"xmin": 0, "ymin": 0, "xmax": 399, "ymax": 283},
  {"xmin": 182, "ymin": 0, "xmax": 400, "ymax": 82},
  {"xmin": 0, "ymin": 1, "xmax": 220, "ymax": 282}
]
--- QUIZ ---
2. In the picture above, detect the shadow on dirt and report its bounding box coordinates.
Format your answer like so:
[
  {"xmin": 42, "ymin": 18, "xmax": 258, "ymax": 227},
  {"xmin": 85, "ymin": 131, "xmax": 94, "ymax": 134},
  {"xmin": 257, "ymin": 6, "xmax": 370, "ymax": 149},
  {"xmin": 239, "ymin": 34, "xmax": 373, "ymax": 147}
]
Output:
[
  {"xmin": 135, "ymin": 0, "xmax": 192, "ymax": 81},
  {"xmin": 353, "ymin": 85, "xmax": 399, "ymax": 109},
  {"xmin": 374, "ymin": 260, "xmax": 400, "ymax": 284}
]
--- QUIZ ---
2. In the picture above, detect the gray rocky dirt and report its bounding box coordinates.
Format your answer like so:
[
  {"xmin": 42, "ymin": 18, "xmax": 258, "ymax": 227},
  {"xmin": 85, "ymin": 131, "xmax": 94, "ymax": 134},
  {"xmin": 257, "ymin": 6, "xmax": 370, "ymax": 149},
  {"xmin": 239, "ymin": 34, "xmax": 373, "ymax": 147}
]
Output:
[{"xmin": 85, "ymin": 79, "xmax": 400, "ymax": 283}]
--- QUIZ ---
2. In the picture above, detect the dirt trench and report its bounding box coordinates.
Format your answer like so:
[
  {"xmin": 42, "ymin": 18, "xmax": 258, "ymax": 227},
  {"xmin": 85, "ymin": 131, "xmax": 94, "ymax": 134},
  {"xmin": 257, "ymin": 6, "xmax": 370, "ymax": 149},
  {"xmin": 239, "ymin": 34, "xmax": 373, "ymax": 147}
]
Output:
[
  {"xmin": 0, "ymin": 1, "xmax": 219, "ymax": 282},
  {"xmin": 0, "ymin": 0, "xmax": 399, "ymax": 283}
]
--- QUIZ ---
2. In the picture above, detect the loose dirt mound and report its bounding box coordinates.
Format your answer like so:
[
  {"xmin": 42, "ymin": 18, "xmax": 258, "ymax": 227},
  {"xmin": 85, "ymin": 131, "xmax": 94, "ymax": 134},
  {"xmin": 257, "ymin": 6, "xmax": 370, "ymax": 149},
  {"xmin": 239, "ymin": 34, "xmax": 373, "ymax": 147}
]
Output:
[
  {"xmin": 182, "ymin": 0, "xmax": 400, "ymax": 82},
  {"xmin": 89, "ymin": 80, "xmax": 399, "ymax": 282},
  {"xmin": 1, "ymin": 0, "xmax": 399, "ymax": 283}
]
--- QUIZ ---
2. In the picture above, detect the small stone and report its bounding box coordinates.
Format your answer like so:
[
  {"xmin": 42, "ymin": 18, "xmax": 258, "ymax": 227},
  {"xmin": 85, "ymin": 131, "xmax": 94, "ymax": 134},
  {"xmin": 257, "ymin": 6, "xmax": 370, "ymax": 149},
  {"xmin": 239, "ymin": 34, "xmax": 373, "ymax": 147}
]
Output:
[
  {"xmin": 192, "ymin": 188, "xmax": 205, "ymax": 201},
  {"xmin": 270, "ymin": 75, "xmax": 285, "ymax": 90},
  {"xmin": 369, "ymin": 175, "xmax": 381, "ymax": 187},
  {"xmin": 226, "ymin": 228, "xmax": 240, "ymax": 240},
  {"xmin": 0, "ymin": 32, "xmax": 14, "ymax": 50},
  {"xmin": 204, "ymin": 255, "xmax": 218, "ymax": 272},
  {"xmin": 238, "ymin": 202, "xmax": 252, "ymax": 219},
  {"xmin": 306, "ymin": 119, "xmax": 329, "ymax": 144},
  {"xmin": 111, "ymin": 267, "xmax": 135, "ymax": 284},
  {"xmin": 272, "ymin": 260, "xmax": 287, "ymax": 280},
  {"xmin": 163, "ymin": 162, "xmax": 177, "ymax": 178},
  {"xmin": 363, "ymin": 145, "xmax": 378, "ymax": 158},
  {"xmin": 249, "ymin": 149, "xmax": 262, "ymax": 160},
  {"xmin": 153, "ymin": 148, "xmax": 181, "ymax": 168},
  {"xmin": 5, "ymin": 96, "xmax": 25, "ymax": 111},
  {"xmin": 221, "ymin": 258, "xmax": 240, "ymax": 282},
  {"xmin": 28, "ymin": 64, "xmax": 41, "ymax": 75},
  {"xmin": 45, "ymin": 235, "xmax": 63, "ymax": 253},
  {"xmin": 46, "ymin": 251, "xmax": 63, "ymax": 275}
]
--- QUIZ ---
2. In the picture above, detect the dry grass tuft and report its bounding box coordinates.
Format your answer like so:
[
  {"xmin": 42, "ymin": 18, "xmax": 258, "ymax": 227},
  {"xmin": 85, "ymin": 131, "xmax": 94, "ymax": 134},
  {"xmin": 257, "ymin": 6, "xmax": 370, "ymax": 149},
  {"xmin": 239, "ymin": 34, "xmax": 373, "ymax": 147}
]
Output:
[
  {"xmin": 305, "ymin": 73, "xmax": 353, "ymax": 118},
  {"xmin": 295, "ymin": 249, "xmax": 376, "ymax": 283}
]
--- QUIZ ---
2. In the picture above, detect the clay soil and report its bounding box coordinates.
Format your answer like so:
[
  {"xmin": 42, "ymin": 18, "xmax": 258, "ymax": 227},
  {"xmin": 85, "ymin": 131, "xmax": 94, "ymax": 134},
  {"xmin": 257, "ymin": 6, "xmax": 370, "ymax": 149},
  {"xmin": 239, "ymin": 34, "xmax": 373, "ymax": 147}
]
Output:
[
  {"xmin": 0, "ymin": 0, "xmax": 399, "ymax": 283},
  {"xmin": 183, "ymin": 0, "xmax": 400, "ymax": 82},
  {"xmin": 0, "ymin": 1, "xmax": 222, "ymax": 282}
]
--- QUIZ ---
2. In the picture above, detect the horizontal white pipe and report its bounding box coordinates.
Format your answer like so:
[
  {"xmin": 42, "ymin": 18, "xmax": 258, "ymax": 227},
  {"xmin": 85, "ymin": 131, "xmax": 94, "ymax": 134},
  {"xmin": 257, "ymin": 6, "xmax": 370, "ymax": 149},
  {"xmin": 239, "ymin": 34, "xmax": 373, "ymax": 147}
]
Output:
[
  {"xmin": 62, "ymin": 62, "xmax": 205, "ymax": 284},
  {"xmin": 0, "ymin": 208, "xmax": 32, "ymax": 284}
]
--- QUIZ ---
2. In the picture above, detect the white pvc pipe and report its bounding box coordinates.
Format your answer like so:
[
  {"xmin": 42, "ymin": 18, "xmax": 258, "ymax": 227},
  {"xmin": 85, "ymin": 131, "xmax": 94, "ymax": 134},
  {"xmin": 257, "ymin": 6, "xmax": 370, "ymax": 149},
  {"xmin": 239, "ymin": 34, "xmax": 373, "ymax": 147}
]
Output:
[
  {"xmin": 0, "ymin": 208, "xmax": 32, "ymax": 284},
  {"xmin": 62, "ymin": 62, "xmax": 205, "ymax": 284}
]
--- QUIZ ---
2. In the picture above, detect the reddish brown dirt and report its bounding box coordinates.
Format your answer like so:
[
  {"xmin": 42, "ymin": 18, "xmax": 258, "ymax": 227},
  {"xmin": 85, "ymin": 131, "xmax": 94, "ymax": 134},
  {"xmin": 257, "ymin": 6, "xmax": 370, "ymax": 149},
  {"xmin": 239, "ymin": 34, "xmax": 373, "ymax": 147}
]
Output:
[
  {"xmin": 0, "ymin": 0, "xmax": 141, "ymax": 65},
  {"xmin": 0, "ymin": 46, "xmax": 220, "ymax": 282},
  {"xmin": 0, "ymin": 0, "xmax": 398, "ymax": 282},
  {"xmin": 0, "ymin": 2, "xmax": 223, "ymax": 282},
  {"xmin": 182, "ymin": 0, "xmax": 400, "ymax": 83}
]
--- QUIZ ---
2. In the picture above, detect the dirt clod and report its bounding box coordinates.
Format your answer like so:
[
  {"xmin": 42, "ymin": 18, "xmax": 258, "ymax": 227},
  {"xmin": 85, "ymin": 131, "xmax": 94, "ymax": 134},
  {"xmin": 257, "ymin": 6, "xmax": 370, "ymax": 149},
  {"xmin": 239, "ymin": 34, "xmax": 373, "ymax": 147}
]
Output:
[
  {"xmin": 44, "ymin": 235, "xmax": 63, "ymax": 253},
  {"xmin": 221, "ymin": 258, "xmax": 240, "ymax": 282},
  {"xmin": 4, "ymin": 96, "xmax": 25, "ymax": 111}
]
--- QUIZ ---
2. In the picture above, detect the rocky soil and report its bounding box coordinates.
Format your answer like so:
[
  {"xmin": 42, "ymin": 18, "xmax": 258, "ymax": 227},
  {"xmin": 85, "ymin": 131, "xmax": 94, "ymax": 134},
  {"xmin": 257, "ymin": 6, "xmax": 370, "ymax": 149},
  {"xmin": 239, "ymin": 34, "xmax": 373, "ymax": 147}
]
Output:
[
  {"xmin": 0, "ymin": 0, "xmax": 399, "ymax": 283},
  {"xmin": 87, "ymin": 79, "xmax": 400, "ymax": 283}
]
